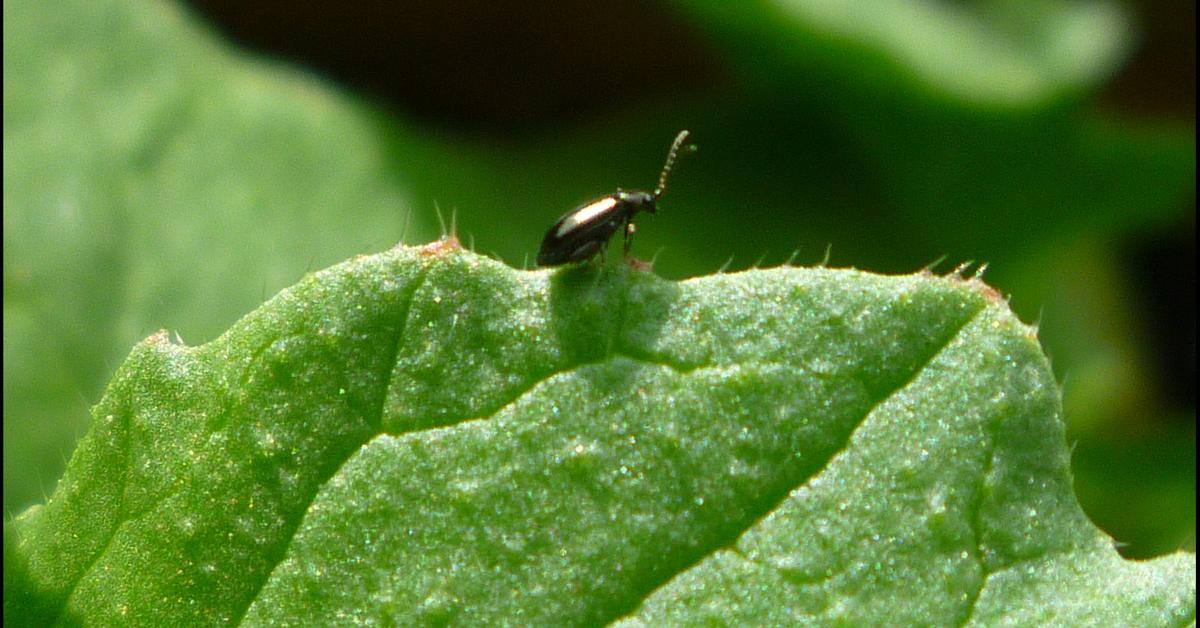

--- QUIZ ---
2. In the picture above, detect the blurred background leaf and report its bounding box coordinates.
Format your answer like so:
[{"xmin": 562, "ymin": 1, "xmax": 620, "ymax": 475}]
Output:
[{"xmin": 4, "ymin": 0, "xmax": 1193, "ymax": 558}]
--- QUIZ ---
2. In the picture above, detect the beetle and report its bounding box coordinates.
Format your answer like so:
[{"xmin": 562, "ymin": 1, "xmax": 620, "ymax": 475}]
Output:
[{"xmin": 537, "ymin": 130, "xmax": 694, "ymax": 267}]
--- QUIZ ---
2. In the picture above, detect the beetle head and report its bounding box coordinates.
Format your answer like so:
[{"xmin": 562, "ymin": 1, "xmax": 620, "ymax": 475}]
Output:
[{"xmin": 618, "ymin": 190, "xmax": 657, "ymax": 214}]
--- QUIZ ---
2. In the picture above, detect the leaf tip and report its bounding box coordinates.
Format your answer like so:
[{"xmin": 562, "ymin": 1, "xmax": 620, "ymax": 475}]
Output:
[
  {"xmin": 967, "ymin": 277, "xmax": 1007, "ymax": 305},
  {"xmin": 940, "ymin": 260, "xmax": 1010, "ymax": 307},
  {"xmin": 418, "ymin": 234, "xmax": 463, "ymax": 257}
]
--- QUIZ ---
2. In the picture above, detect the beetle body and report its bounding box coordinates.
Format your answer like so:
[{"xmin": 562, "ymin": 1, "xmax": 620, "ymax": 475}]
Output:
[
  {"xmin": 536, "ymin": 131, "xmax": 692, "ymax": 267},
  {"xmin": 536, "ymin": 190, "xmax": 655, "ymax": 266}
]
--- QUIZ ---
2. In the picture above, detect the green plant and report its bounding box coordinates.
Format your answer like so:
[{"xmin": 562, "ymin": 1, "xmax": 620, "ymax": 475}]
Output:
[
  {"xmin": 4, "ymin": 0, "xmax": 1194, "ymax": 622},
  {"xmin": 7, "ymin": 243, "xmax": 1193, "ymax": 625}
]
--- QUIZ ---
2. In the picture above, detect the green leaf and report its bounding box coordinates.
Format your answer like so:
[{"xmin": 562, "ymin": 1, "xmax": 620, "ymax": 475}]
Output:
[
  {"xmin": 2, "ymin": 0, "xmax": 428, "ymax": 511},
  {"xmin": 7, "ymin": 245, "xmax": 1193, "ymax": 625},
  {"xmin": 6, "ymin": 0, "xmax": 1194, "ymax": 555},
  {"xmin": 680, "ymin": 0, "xmax": 1133, "ymax": 106}
]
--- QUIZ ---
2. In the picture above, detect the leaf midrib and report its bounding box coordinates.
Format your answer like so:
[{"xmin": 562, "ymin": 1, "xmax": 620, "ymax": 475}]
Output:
[
  {"xmin": 49, "ymin": 263, "xmax": 990, "ymax": 626},
  {"xmin": 601, "ymin": 300, "xmax": 988, "ymax": 624}
]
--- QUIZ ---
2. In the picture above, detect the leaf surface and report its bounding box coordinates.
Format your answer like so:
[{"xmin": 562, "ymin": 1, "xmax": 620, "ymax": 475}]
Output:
[
  {"xmin": 6, "ymin": 0, "xmax": 1195, "ymax": 534},
  {"xmin": 6, "ymin": 245, "xmax": 1194, "ymax": 625}
]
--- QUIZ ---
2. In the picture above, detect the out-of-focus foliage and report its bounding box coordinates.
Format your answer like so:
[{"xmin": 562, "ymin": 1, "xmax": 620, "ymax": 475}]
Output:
[{"xmin": 3, "ymin": 0, "xmax": 1193, "ymax": 559}]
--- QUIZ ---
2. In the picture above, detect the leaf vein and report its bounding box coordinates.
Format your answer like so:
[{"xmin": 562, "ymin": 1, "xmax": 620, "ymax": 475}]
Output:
[
  {"xmin": 231, "ymin": 264, "xmax": 432, "ymax": 625},
  {"xmin": 605, "ymin": 301, "xmax": 988, "ymax": 625},
  {"xmin": 957, "ymin": 394, "xmax": 1000, "ymax": 627}
]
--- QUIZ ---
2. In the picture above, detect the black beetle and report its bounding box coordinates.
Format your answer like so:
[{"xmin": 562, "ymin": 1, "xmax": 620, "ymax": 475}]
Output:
[{"xmin": 537, "ymin": 130, "xmax": 694, "ymax": 266}]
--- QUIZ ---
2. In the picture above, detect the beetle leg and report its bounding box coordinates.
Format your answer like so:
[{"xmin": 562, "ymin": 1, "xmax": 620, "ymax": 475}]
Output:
[{"xmin": 623, "ymin": 219, "xmax": 637, "ymax": 258}]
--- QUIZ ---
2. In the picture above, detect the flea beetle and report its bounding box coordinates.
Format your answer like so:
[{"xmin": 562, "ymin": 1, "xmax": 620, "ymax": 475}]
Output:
[{"xmin": 536, "ymin": 130, "xmax": 694, "ymax": 267}]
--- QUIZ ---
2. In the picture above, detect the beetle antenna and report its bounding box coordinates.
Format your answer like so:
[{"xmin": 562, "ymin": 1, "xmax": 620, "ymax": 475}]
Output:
[{"xmin": 654, "ymin": 130, "xmax": 695, "ymax": 199}]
